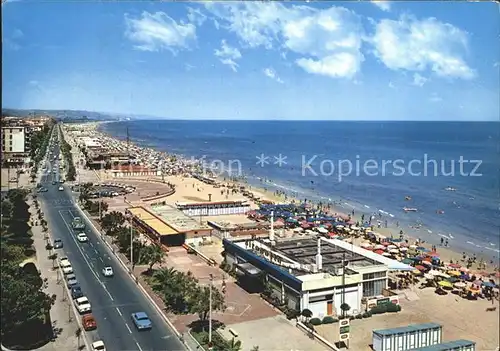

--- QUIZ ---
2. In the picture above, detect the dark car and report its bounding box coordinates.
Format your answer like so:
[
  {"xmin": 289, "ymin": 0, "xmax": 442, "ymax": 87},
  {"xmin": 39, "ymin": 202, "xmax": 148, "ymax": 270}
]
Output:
[
  {"xmin": 53, "ymin": 239, "xmax": 63, "ymax": 249},
  {"xmin": 37, "ymin": 187, "xmax": 48, "ymax": 193},
  {"xmin": 52, "ymin": 180, "xmax": 57, "ymax": 185},
  {"xmin": 71, "ymin": 285, "xmax": 84, "ymax": 299}
]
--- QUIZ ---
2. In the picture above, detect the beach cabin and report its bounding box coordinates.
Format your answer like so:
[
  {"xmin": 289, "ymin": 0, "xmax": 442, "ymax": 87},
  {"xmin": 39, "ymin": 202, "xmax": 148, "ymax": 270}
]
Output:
[
  {"xmin": 372, "ymin": 323, "xmax": 443, "ymax": 351},
  {"xmin": 176, "ymin": 200, "xmax": 250, "ymax": 217},
  {"xmin": 408, "ymin": 339, "xmax": 476, "ymax": 351}
]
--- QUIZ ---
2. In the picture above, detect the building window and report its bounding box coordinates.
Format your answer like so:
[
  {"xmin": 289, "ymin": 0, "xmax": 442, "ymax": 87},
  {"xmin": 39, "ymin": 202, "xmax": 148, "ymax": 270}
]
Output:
[
  {"xmin": 362, "ymin": 279, "xmax": 386, "ymax": 297},
  {"xmin": 363, "ymin": 271, "xmax": 386, "ymax": 280}
]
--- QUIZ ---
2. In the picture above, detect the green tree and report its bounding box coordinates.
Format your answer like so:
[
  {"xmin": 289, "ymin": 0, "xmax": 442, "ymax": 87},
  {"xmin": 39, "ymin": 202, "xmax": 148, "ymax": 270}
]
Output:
[
  {"xmin": 151, "ymin": 268, "xmax": 198, "ymax": 313},
  {"xmin": 0, "ymin": 260, "xmax": 56, "ymax": 339},
  {"xmin": 100, "ymin": 211, "xmax": 126, "ymax": 235},
  {"xmin": 189, "ymin": 284, "xmax": 226, "ymax": 322},
  {"xmin": 141, "ymin": 244, "xmax": 166, "ymax": 272}
]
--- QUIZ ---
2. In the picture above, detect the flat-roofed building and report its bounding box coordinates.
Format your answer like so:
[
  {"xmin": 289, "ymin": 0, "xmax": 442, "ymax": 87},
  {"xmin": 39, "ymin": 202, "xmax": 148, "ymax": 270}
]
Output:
[
  {"xmin": 126, "ymin": 205, "xmax": 212, "ymax": 246},
  {"xmin": 1, "ymin": 126, "xmax": 30, "ymax": 167},
  {"xmin": 223, "ymin": 236, "xmax": 411, "ymax": 318}
]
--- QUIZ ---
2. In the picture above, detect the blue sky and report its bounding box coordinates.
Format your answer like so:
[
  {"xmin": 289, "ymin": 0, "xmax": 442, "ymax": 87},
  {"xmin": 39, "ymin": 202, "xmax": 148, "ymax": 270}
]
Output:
[{"xmin": 2, "ymin": 1, "xmax": 499, "ymax": 121}]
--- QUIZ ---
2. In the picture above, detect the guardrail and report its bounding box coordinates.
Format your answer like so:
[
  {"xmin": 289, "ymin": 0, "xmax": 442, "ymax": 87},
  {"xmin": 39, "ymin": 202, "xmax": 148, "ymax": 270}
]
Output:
[
  {"xmin": 182, "ymin": 244, "xmax": 217, "ymax": 266},
  {"xmin": 296, "ymin": 321, "xmax": 339, "ymax": 351}
]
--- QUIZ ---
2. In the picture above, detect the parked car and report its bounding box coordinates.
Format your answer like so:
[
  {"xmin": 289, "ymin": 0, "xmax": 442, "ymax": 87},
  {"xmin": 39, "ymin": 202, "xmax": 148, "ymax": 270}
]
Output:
[
  {"xmin": 131, "ymin": 312, "xmax": 152, "ymax": 330},
  {"xmin": 67, "ymin": 277, "xmax": 78, "ymax": 289},
  {"xmin": 71, "ymin": 285, "xmax": 84, "ymax": 299},
  {"xmin": 58, "ymin": 186, "xmax": 64, "ymax": 191},
  {"xmin": 53, "ymin": 239, "xmax": 63, "ymax": 249},
  {"xmin": 74, "ymin": 297, "xmax": 91, "ymax": 314},
  {"xmin": 82, "ymin": 314, "xmax": 97, "ymax": 331},
  {"xmin": 91, "ymin": 340, "xmax": 106, "ymax": 351}
]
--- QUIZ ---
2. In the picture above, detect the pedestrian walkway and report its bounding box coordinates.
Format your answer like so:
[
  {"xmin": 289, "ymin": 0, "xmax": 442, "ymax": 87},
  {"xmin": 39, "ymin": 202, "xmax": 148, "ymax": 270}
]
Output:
[{"xmin": 30, "ymin": 199, "xmax": 80, "ymax": 351}]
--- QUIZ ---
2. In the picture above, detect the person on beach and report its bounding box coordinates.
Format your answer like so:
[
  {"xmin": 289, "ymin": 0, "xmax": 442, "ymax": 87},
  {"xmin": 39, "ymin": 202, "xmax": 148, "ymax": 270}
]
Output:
[{"xmin": 440, "ymin": 237, "xmax": 444, "ymax": 246}]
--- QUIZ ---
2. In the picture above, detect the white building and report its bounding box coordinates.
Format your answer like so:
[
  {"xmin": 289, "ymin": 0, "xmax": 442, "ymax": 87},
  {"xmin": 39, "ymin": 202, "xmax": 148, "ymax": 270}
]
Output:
[
  {"xmin": 2, "ymin": 126, "xmax": 26, "ymax": 153},
  {"xmin": 223, "ymin": 236, "xmax": 410, "ymax": 318}
]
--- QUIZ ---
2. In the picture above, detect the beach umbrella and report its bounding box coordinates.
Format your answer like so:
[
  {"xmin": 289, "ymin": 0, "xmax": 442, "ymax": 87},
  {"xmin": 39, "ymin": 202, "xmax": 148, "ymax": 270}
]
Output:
[
  {"xmin": 454, "ymin": 282, "xmax": 466, "ymax": 288},
  {"xmin": 472, "ymin": 280, "xmax": 482, "ymax": 286},
  {"xmin": 482, "ymin": 281, "xmax": 495, "ymax": 288},
  {"xmin": 360, "ymin": 242, "xmax": 372, "ymax": 248},
  {"xmin": 428, "ymin": 270, "xmax": 441, "ymax": 277},
  {"xmin": 424, "ymin": 273, "xmax": 435, "ymax": 280},
  {"xmin": 387, "ymin": 245, "xmax": 397, "ymax": 250},
  {"xmin": 421, "ymin": 261, "xmax": 432, "ymax": 266},
  {"xmin": 438, "ymin": 280, "xmax": 453, "ymax": 289},
  {"xmin": 459, "ymin": 267, "xmax": 469, "ymax": 272},
  {"xmin": 416, "ymin": 246, "xmax": 426, "ymax": 251},
  {"xmin": 374, "ymin": 244, "xmax": 385, "ymax": 250},
  {"xmin": 415, "ymin": 265, "xmax": 426, "ymax": 271},
  {"xmin": 447, "ymin": 270, "xmax": 461, "ymax": 276},
  {"xmin": 409, "ymin": 245, "xmax": 418, "ymax": 249},
  {"xmin": 382, "ymin": 252, "xmax": 392, "ymax": 257},
  {"xmin": 448, "ymin": 263, "xmax": 461, "ymax": 269},
  {"xmin": 389, "ymin": 248, "xmax": 399, "ymax": 254},
  {"xmin": 374, "ymin": 249, "xmax": 385, "ymax": 255},
  {"xmin": 412, "ymin": 269, "xmax": 422, "ymax": 275},
  {"xmin": 402, "ymin": 258, "xmax": 413, "ymax": 265},
  {"xmin": 446, "ymin": 277, "xmax": 459, "ymax": 283},
  {"xmin": 400, "ymin": 247, "xmax": 409, "ymax": 252}
]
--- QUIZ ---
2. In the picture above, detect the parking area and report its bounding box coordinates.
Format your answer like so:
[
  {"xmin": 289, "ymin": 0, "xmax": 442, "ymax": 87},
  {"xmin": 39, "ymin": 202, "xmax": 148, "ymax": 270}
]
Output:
[{"xmin": 154, "ymin": 247, "xmax": 278, "ymax": 333}]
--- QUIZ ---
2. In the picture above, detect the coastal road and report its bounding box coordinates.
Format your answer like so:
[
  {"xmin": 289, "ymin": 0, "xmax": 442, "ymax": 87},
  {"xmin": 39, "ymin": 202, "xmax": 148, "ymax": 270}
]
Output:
[{"xmin": 39, "ymin": 148, "xmax": 186, "ymax": 351}]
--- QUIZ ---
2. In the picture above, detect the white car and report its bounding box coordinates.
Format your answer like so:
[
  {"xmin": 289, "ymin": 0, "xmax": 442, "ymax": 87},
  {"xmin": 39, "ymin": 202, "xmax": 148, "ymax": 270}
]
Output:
[
  {"xmin": 76, "ymin": 233, "xmax": 88, "ymax": 242},
  {"xmin": 102, "ymin": 266, "xmax": 113, "ymax": 277},
  {"xmin": 91, "ymin": 340, "xmax": 106, "ymax": 351},
  {"xmin": 74, "ymin": 296, "xmax": 92, "ymax": 314},
  {"xmin": 58, "ymin": 186, "xmax": 64, "ymax": 191},
  {"xmin": 61, "ymin": 262, "xmax": 73, "ymax": 274}
]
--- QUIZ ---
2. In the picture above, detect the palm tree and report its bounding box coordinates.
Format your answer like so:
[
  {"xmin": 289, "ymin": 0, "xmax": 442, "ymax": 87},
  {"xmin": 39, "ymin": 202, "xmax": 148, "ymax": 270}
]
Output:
[{"xmin": 142, "ymin": 244, "xmax": 166, "ymax": 272}]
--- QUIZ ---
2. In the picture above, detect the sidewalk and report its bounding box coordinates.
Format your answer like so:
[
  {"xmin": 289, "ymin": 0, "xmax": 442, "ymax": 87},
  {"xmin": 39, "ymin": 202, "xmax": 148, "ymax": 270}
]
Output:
[{"xmin": 30, "ymin": 199, "xmax": 80, "ymax": 351}]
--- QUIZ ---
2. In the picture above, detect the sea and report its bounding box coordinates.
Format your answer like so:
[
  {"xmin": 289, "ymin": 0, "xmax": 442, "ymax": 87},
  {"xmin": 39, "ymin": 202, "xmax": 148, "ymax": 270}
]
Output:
[{"xmin": 99, "ymin": 121, "xmax": 500, "ymax": 260}]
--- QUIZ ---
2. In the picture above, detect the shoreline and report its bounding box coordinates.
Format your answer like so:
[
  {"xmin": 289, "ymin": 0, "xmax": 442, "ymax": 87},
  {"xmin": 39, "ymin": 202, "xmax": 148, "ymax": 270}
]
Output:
[{"xmin": 93, "ymin": 120, "xmax": 499, "ymax": 268}]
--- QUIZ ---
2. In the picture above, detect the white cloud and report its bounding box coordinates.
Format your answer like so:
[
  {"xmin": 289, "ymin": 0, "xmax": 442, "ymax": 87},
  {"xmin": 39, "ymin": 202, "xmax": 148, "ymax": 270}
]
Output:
[
  {"xmin": 263, "ymin": 67, "xmax": 283, "ymax": 83},
  {"xmin": 412, "ymin": 73, "xmax": 428, "ymax": 87},
  {"xmin": 124, "ymin": 11, "xmax": 196, "ymax": 52},
  {"xmin": 187, "ymin": 7, "xmax": 207, "ymax": 26},
  {"xmin": 214, "ymin": 40, "xmax": 242, "ymax": 72},
  {"xmin": 371, "ymin": 15, "xmax": 475, "ymax": 80},
  {"xmin": 388, "ymin": 81, "xmax": 396, "ymax": 89},
  {"xmin": 372, "ymin": 1, "xmax": 391, "ymax": 12},
  {"xmin": 204, "ymin": 3, "xmax": 364, "ymax": 79}
]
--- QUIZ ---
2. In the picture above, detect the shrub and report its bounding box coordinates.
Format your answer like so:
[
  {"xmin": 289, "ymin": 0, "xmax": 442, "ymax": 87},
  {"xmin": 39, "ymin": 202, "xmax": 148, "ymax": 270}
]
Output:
[
  {"xmin": 331, "ymin": 318, "xmax": 339, "ymax": 323},
  {"xmin": 363, "ymin": 311, "xmax": 372, "ymax": 318},
  {"xmin": 285, "ymin": 309, "xmax": 300, "ymax": 320},
  {"xmin": 310, "ymin": 318, "xmax": 322, "ymax": 326},
  {"xmin": 355, "ymin": 314, "xmax": 363, "ymax": 319},
  {"xmin": 322, "ymin": 316, "xmax": 335, "ymax": 324},
  {"xmin": 349, "ymin": 315, "xmax": 355, "ymax": 320},
  {"xmin": 386, "ymin": 302, "xmax": 400, "ymax": 313}
]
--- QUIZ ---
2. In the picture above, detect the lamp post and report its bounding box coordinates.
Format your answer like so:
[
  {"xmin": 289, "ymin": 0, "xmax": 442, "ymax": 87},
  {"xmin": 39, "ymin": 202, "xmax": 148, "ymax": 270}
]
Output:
[{"xmin": 209, "ymin": 273, "xmax": 213, "ymax": 346}]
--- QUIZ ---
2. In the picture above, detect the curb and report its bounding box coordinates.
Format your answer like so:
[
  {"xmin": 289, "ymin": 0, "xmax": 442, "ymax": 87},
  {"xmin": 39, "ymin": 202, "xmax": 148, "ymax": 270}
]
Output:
[{"xmin": 72, "ymin": 201, "xmax": 190, "ymax": 350}]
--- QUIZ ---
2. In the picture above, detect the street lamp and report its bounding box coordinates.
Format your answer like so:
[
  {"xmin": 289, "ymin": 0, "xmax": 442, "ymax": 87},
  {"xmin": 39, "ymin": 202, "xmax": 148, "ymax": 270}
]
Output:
[{"xmin": 209, "ymin": 273, "xmax": 213, "ymax": 345}]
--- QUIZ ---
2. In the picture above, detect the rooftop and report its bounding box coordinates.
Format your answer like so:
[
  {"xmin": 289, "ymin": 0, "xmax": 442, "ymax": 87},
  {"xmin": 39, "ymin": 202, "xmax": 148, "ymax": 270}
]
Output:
[
  {"xmin": 272, "ymin": 237, "xmax": 381, "ymax": 275},
  {"xmin": 128, "ymin": 206, "xmax": 178, "ymax": 236},
  {"xmin": 151, "ymin": 204, "xmax": 212, "ymax": 232},
  {"xmin": 373, "ymin": 323, "xmax": 442, "ymax": 336},
  {"xmin": 407, "ymin": 339, "xmax": 476, "ymax": 351}
]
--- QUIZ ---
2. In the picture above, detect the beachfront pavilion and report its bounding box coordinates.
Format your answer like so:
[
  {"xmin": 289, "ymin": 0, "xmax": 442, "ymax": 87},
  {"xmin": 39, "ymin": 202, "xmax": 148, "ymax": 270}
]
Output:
[
  {"xmin": 175, "ymin": 200, "xmax": 251, "ymax": 217},
  {"xmin": 223, "ymin": 236, "xmax": 410, "ymax": 318},
  {"xmin": 127, "ymin": 206, "xmax": 185, "ymax": 246}
]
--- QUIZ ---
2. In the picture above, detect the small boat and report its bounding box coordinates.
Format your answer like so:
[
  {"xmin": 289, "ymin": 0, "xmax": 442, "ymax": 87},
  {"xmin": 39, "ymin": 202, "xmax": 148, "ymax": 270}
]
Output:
[
  {"xmin": 405, "ymin": 196, "xmax": 412, "ymax": 201},
  {"xmin": 403, "ymin": 207, "xmax": 418, "ymax": 212},
  {"xmin": 444, "ymin": 187, "xmax": 456, "ymax": 191},
  {"xmin": 436, "ymin": 210, "xmax": 444, "ymax": 214}
]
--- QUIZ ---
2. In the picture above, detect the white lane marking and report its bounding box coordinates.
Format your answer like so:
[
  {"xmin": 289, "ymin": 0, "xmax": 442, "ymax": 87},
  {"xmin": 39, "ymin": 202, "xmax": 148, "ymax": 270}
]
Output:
[
  {"xmin": 125, "ymin": 323, "xmax": 133, "ymax": 334},
  {"xmin": 89, "ymin": 242, "xmax": 94, "ymax": 247},
  {"xmin": 94, "ymin": 249, "xmax": 99, "ymax": 255},
  {"xmin": 58, "ymin": 211, "xmax": 114, "ymax": 302},
  {"xmin": 115, "ymin": 307, "xmax": 123, "ymax": 317},
  {"xmin": 99, "ymin": 257, "xmax": 104, "ymax": 262},
  {"xmin": 135, "ymin": 341, "xmax": 143, "ymax": 351}
]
